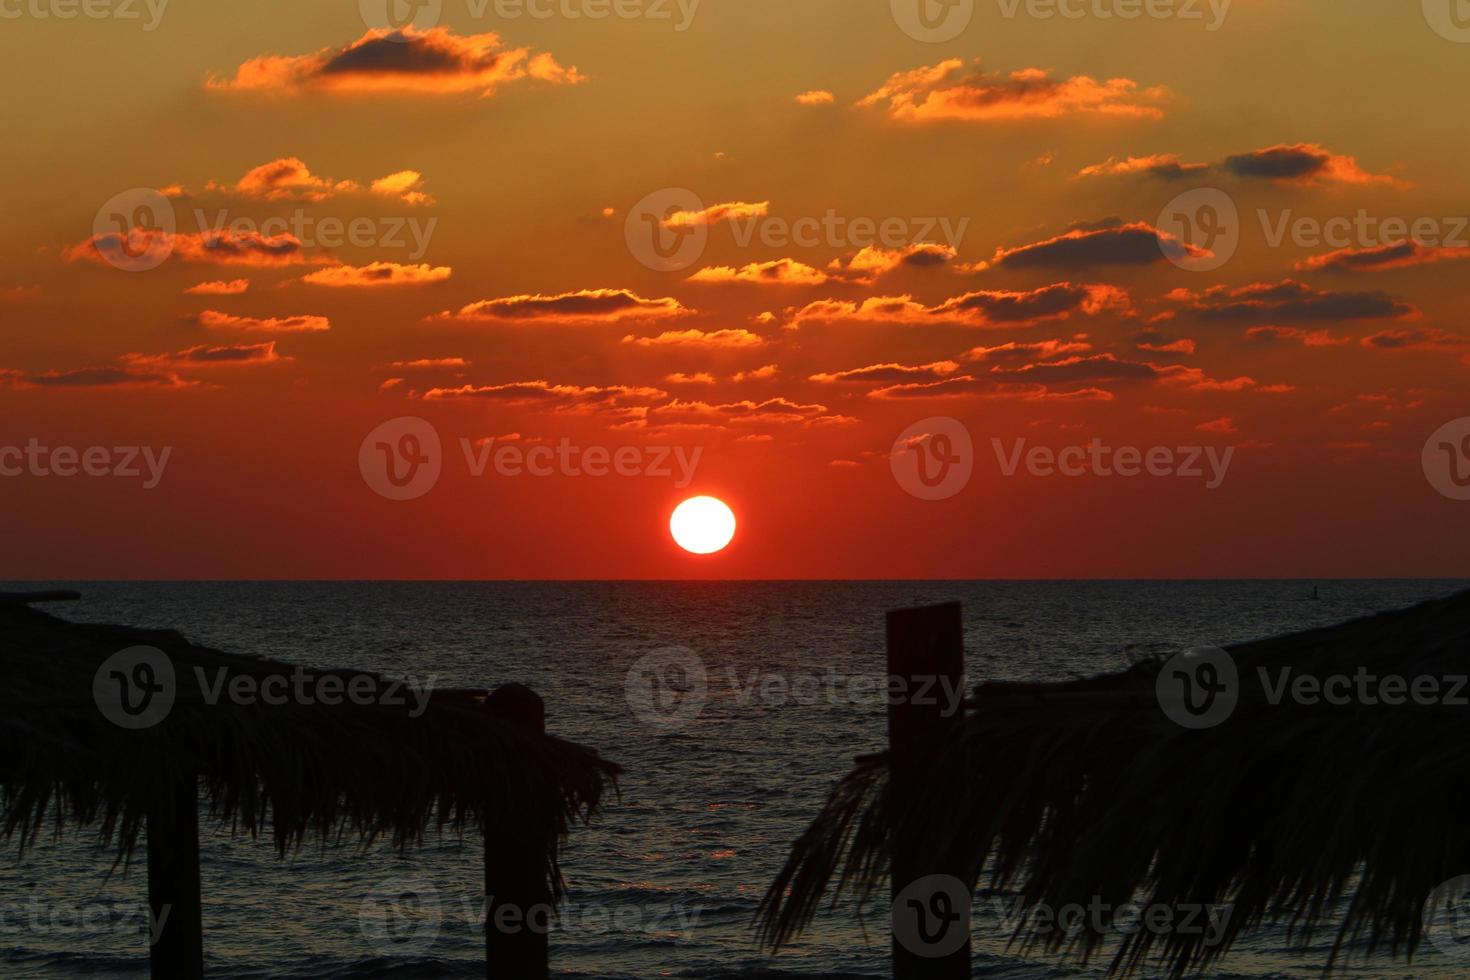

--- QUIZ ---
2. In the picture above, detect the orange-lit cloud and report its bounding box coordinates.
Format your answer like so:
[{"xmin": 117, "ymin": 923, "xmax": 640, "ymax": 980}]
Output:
[
  {"xmin": 859, "ymin": 59, "xmax": 1168, "ymax": 123},
  {"xmin": 66, "ymin": 229, "xmax": 328, "ymax": 268},
  {"xmin": 432, "ymin": 289, "xmax": 688, "ymax": 324},
  {"xmin": 370, "ymin": 170, "xmax": 435, "ymax": 206},
  {"xmin": 622, "ymin": 328, "xmax": 766, "ymax": 348},
  {"xmin": 980, "ymin": 219, "xmax": 1209, "ymax": 269},
  {"xmin": 185, "ymin": 279, "xmax": 250, "ymax": 296},
  {"xmin": 1295, "ymin": 241, "xmax": 1470, "ymax": 273},
  {"xmin": 687, "ymin": 258, "xmax": 832, "ymax": 285},
  {"xmin": 299, "ymin": 261, "xmax": 452, "ymax": 287},
  {"xmin": 1076, "ymin": 154, "xmax": 1209, "ymax": 179},
  {"xmin": 235, "ymin": 157, "xmax": 358, "ymax": 201},
  {"xmin": 829, "ymin": 243, "xmax": 956, "ymax": 281},
  {"xmin": 795, "ymin": 90, "xmax": 835, "ymax": 106},
  {"xmin": 666, "ymin": 372, "xmax": 717, "ymax": 384},
  {"xmin": 209, "ymin": 27, "xmax": 583, "ymax": 97},
  {"xmin": 810, "ymin": 360, "xmax": 961, "ymax": 384},
  {"xmin": 1360, "ymin": 328, "xmax": 1470, "ymax": 352},
  {"xmin": 1243, "ymin": 326, "xmax": 1349, "ymax": 347},
  {"xmin": 791, "ymin": 282, "xmax": 1129, "ymax": 328},
  {"xmin": 120, "ymin": 342, "xmax": 286, "ymax": 370},
  {"xmin": 421, "ymin": 381, "xmax": 667, "ymax": 419},
  {"xmin": 388, "ymin": 357, "xmax": 470, "ymax": 368},
  {"xmin": 1164, "ymin": 280, "xmax": 1417, "ymax": 324},
  {"xmin": 0, "ymin": 366, "xmax": 194, "ymax": 390},
  {"xmin": 663, "ymin": 201, "xmax": 769, "ymax": 228},
  {"xmin": 197, "ymin": 310, "xmax": 331, "ymax": 333},
  {"xmin": 1222, "ymin": 143, "xmax": 1407, "ymax": 187}
]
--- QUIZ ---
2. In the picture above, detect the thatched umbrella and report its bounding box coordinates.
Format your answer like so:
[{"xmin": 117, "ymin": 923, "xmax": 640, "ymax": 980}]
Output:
[
  {"xmin": 0, "ymin": 591, "xmax": 620, "ymax": 978},
  {"xmin": 759, "ymin": 588, "xmax": 1470, "ymax": 977}
]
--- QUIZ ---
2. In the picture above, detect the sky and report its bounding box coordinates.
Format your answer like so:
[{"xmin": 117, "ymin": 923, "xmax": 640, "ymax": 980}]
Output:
[{"xmin": 1, "ymin": 0, "xmax": 1468, "ymax": 579}]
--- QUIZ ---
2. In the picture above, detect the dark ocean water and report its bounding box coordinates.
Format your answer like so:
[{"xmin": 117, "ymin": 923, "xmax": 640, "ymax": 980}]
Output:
[{"xmin": 2, "ymin": 580, "xmax": 1467, "ymax": 979}]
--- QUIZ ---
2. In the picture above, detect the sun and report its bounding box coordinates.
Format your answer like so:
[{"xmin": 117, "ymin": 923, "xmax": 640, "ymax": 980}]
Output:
[{"xmin": 670, "ymin": 496, "xmax": 736, "ymax": 555}]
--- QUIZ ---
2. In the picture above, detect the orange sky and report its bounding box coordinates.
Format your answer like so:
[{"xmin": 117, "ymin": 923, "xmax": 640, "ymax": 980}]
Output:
[{"xmin": 2, "ymin": 1, "xmax": 1468, "ymax": 579}]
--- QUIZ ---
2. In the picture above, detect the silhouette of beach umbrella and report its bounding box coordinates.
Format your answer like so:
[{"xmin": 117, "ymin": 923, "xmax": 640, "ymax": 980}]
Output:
[
  {"xmin": 0, "ymin": 592, "xmax": 619, "ymax": 979},
  {"xmin": 759, "ymin": 589, "xmax": 1470, "ymax": 977}
]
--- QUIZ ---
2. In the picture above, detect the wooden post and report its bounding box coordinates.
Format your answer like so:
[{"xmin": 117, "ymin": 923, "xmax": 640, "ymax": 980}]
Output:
[
  {"xmin": 484, "ymin": 683, "xmax": 551, "ymax": 980},
  {"xmin": 887, "ymin": 603, "xmax": 971, "ymax": 980},
  {"xmin": 146, "ymin": 765, "xmax": 203, "ymax": 980}
]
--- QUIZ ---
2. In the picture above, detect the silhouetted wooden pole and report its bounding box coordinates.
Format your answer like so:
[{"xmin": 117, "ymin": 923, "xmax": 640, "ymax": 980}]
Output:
[
  {"xmin": 887, "ymin": 603, "xmax": 971, "ymax": 980},
  {"xmin": 484, "ymin": 684, "xmax": 551, "ymax": 980},
  {"xmin": 146, "ymin": 765, "xmax": 203, "ymax": 980}
]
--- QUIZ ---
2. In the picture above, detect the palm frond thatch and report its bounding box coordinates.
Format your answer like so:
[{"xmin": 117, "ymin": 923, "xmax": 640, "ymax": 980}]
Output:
[
  {"xmin": 759, "ymin": 588, "xmax": 1470, "ymax": 976},
  {"xmin": 0, "ymin": 595, "xmax": 620, "ymax": 900}
]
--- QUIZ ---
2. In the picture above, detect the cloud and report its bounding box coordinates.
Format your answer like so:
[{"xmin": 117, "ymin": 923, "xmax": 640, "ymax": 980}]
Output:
[
  {"xmin": 790, "ymin": 282, "xmax": 1129, "ymax": 328},
  {"xmin": 643, "ymin": 397, "xmax": 830, "ymax": 427},
  {"xmin": 859, "ymin": 58, "xmax": 1168, "ymax": 123},
  {"xmin": 197, "ymin": 310, "xmax": 331, "ymax": 333},
  {"xmin": 370, "ymin": 170, "xmax": 435, "ymax": 206},
  {"xmin": 432, "ymin": 288, "xmax": 689, "ymax": 324},
  {"xmin": 1164, "ymin": 280, "xmax": 1417, "ymax": 324},
  {"xmin": 209, "ymin": 27, "xmax": 583, "ymax": 97},
  {"xmin": 795, "ymin": 90, "xmax": 835, "ymax": 106},
  {"xmin": 1197, "ymin": 417, "xmax": 1238, "ymax": 434},
  {"xmin": 1221, "ymin": 143, "xmax": 1406, "ymax": 187},
  {"xmin": 1076, "ymin": 154, "xmax": 1210, "ymax": 180},
  {"xmin": 185, "ymin": 279, "xmax": 250, "ymax": 296},
  {"xmin": 1243, "ymin": 326, "xmax": 1348, "ymax": 347},
  {"xmin": 733, "ymin": 364, "xmax": 779, "ymax": 381},
  {"xmin": 1360, "ymin": 328, "xmax": 1470, "ymax": 352},
  {"xmin": 665, "ymin": 372, "xmax": 716, "ymax": 384},
  {"xmin": 622, "ymin": 328, "xmax": 766, "ymax": 348},
  {"xmin": 388, "ymin": 357, "xmax": 470, "ymax": 368},
  {"xmin": 828, "ymin": 243, "xmax": 957, "ymax": 282},
  {"xmin": 0, "ymin": 367, "xmax": 193, "ymax": 390},
  {"xmin": 299, "ymin": 261, "xmax": 452, "ymax": 287},
  {"xmin": 1295, "ymin": 241, "xmax": 1470, "ymax": 273},
  {"xmin": 421, "ymin": 381, "xmax": 667, "ymax": 422},
  {"xmin": 66, "ymin": 229, "xmax": 328, "ymax": 268},
  {"xmin": 120, "ymin": 342, "xmax": 286, "ymax": 370},
  {"xmin": 962, "ymin": 339, "xmax": 1093, "ymax": 362},
  {"xmin": 687, "ymin": 258, "xmax": 832, "ymax": 285},
  {"xmin": 235, "ymin": 157, "xmax": 358, "ymax": 201},
  {"xmin": 810, "ymin": 360, "xmax": 961, "ymax": 384},
  {"xmin": 981, "ymin": 220, "xmax": 1210, "ymax": 270},
  {"xmin": 663, "ymin": 201, "xmax": 768, "ymax": 228}
]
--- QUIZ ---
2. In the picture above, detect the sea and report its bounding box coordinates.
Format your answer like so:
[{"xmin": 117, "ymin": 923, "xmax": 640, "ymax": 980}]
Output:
[{"xmin": 2, "ymin": 580, "xmax": 1466, "ymax": 979}]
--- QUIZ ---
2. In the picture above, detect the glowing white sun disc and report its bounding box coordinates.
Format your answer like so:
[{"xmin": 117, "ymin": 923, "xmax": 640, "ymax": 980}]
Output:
[{"xmin": 670, "ymin": 496, "xmax": 736, "ymax": 554}]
